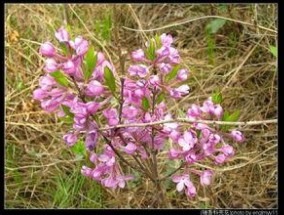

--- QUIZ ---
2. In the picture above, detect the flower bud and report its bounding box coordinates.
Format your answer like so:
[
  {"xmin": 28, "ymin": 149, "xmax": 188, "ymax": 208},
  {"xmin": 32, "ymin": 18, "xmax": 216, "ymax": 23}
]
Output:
[
  {"xmin": 86, "ymin": 101, "xmax": 100, "ymax": 114},
  {"xmin": 55, "ymin": 27, "xmax": 69, "ymax": 42},
  {"xmin": 124, "ymin": 143, "xmax": 137, "ymax": 155},
  {"xmin": 131, "ymin": 49, "xmax": 145, "ymax": 61},
  {"xmin": 85, "ymin": 80, "xmax": 104, "ymax": 97},
  {"xmin": 220, "ymin": 145, "xmax": 235, "ymax": 157},
  {"xmin": 231, "ymin": 130, "xmax": 245, "ymax": 142},
  {"xmin": 214, "ymin": 104, "xmax": 223, "ymax": 119},
  {"xmin": 160, "ymin": 33, "xmax": 173, "ymax": 47},
  {"xmin": 158, "ymin": 63, "xmax": 172, "ymax": 74},
  {"xmin": 177, "ymin": 69, "xmax": 189, "ymax": 81},
  {"xmin": 63, "ymin": 132, "xmax": 78, "ymax": 146},
  {"xmin": 200, "ymin": 170, "xmax": 214, "ymax": 186},
  {"xmin": 214, "ymin": 153, "xmax": 226, "ymax": 164},
  {"xmin": 128, "ymin": 65, "xmax": 149, "ymax": 78},
  {"xmin": 44, "ymin": 58, "xmax": 58, "ymax": 73},
  {"xmin": 62, "ymin": 60, "xmax": 76, "ymax": 75},
  {"xmin": 33, "ymin": 88, "xmax": 47, "ymax": 100},
  {"xmin": 39, "ymin": 42, "xmax": 56, "ymax": 57}
]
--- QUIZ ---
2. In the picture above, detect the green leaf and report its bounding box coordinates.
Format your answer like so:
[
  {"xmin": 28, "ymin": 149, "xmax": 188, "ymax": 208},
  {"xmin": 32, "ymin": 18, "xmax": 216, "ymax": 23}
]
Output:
[
  {"xmin": 50, "ymin": 70, "xmax": 69, "ymax": 87},
  {"xmin": 59, "ymin": 43, "xmax": 69, "ymax": 55},
  {"xmin": 142, "ymin": 97, "xmax": 150, "ymax": 111},
  {"xmin": 61, "ymin": 105, "xmax": 74, "ymax": 117},
  {"xmin": 156, "ymin": 92, "xmax": 165, "ymax": 104},
  {"xmin": 104, "ymin": 66, "xmax": 116, "ymax": 96},
  {"xmin": 269, "ymin": 45, "xmax": 277, "ymax": 58},
  {"xmin": 145, "ymin": 38, "xmax": 156, "ymax": 60},
  {"xmin": 228, "ymin": 110, "xmax": 240, "ymax": 122},
  {"xmin": 84, "ymin": 46, "xmax": 97, "ymax": 80},
  {"xmin": 154, "ymin": 34, "xmax": 162, "ymax": 49},
  {"xmin": 206, "ymin": 19, "xmax": 226, "ymax": 34},
  {"xmin": 222, "ymin": 110, "xmax": 230, "ymax": 121},
  {"xmin": 212, "ymin": 90, "xmax": 222, "ymax": 104},
  {"xmin": 221, "ymin": 110, "xmax": 240, "ymax": 131},
  {"xmin": 165, "ymin": 65, "xmax": 181, "ymax": 82},
  {"xmin": 71, "ymin": 139, "xmax": 86, "ymax": 157},
  {"xmin": 60, "ymin": 115, "xmax": 74, "ymax": 124}
]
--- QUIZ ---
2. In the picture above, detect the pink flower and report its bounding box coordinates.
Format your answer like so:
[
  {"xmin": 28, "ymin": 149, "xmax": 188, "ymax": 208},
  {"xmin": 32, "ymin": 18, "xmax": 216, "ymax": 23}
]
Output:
[
  {"xmin": 55, "ymin": 27, "xmax": 69, "ymax": 42},
  {"xmin": 85, "ymin": 80, "xmax": 104, "ymax": 97},
  {"xmin": 158, "ymin": 63, "xmax": 172, "ymax": 74},
  {"xmin": 200, "ymin": 170, "xmax": 214, "ymax": 186},
  {"xmin": 81, "ymin": 166, "xmax": 93, "ymax": 177},
  {"xmin": 178, "ymin": 131, "xmax": 197, "ymax": 151},
  {"xmin": 170, "ymin": 84, "xmax": 190, "ymax": 98},
  {"xmin": 187, "ymin": 104, "xmax": 202, "ymax": 120},
  {"xmin": 149, "ymin": 75, "xmax": 160, "ymax": 86},
  {"xmin": 69, "ymin": 36, "xmax": 89, "ymax": 56},
  {"xmin": 213, "ymin": 104, "xmax": 223, "ymax": 119},
  {"xmin": 215, "ymin": 153, "xmax": 227, "ymax": 164},
  {"xmin": 172, "ymin": 174, "xmax": 191, "ymax": 192},
  {"xmin": 168, "ymin": 148, "xmax": 181, "ymax": 159},
  {"xmin": 122, "ymin": 106, "xmax": 138, "ymax": 119},
  {"xmin": 39, "ymin": 42, "xmax": 56, "ymax": 57},
  {"xmin": 177, "ymin": 69, "xmax": 189, "ymax": 81},
  {"xmin": 89, "ymin": 153, "xmax": 98, "ymax": 163},
  {"xmin": 103, "ymin": 108, "xmax": 119, "ymax": 126},
  {"xmin": 128, "ymin": 65, "xmax": 149, "ymax": 78},
  {"xmin": 63, "ymin": 132, "xmax": 78, "ymax": 146},
  {"xmin": 160, "ymin": 33, "xmax": 173, "ymax": 47},
  {"xmin": 62, "ymin": 60, "xmax": 76, "ymax": 75},
  {"xmin": 123, "ymin": 143, "xmax": 137, "ymax": 155},
  {"xmin": 220, "ymin": 145, "xmax": 235, "ymax": 157},
  {"xmin": 44, "ymin": 58, "xmax": 58, "ymax": 73},
  {"xmin": 231, "ymin": 130, "xmax": 245, "ymax": 142},
  {"xmin": 131, "ymin": 49, "xmax": 145, "ymax": 61},
  {"xmin": 39, "ymin": 75, "xmax": 56, "ymax": 90},
  {"xmin": 156, "ymin": 46, "xmax": 170, "ymax": 58},
  {"xmin": 168, "ymin": 47, "xmax": 180, "ymax": 64},
  {"xmin": 172, "ymin": 174, "xmax": 197, "ymax": 198},
  {"xmin": 86, "ymin": 101, "xmax": 100, "ymax": 114},
  {"xmin": 201, "ymin": 98, "xmax": 215, "ymax": 114},
  {"xmin": 33, "ymin": 88, "xmax": 47, "ymax": 100},
  {"xmin": 85, "ymin": 131, "xmax": 98, "ymax": 151},
  {"xmin": 117, "ymin": 175, "xmax": 134, "ymax": 188}
]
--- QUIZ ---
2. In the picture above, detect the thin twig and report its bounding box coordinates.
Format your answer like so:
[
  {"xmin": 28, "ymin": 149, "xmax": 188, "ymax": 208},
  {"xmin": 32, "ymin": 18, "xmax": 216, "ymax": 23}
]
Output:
[
  {"xmin": 98, "ymin": 118, "xmax": 277, "ymax": 131},
  {"xmin": 122, "ymin": 15, "xmax": 277, "ymax": 33}
]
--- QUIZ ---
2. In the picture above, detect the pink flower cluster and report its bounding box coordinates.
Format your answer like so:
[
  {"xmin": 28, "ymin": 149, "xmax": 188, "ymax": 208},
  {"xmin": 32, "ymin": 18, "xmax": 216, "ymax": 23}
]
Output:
[{"xmin": 33, "ymin": 27, "xmax": 245, "ymax": 198}]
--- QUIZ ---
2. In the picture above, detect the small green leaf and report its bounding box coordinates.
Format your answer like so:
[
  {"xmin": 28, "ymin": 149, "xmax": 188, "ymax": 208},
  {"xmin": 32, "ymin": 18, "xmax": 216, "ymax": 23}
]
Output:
[
  {"xmin": 269, "ymin": 45, "xmax": 277, "ymax": 58},
  {"xmin": 221, "ymin": 110, "xmax": 240, "ymax": 131},
  {"xmin": 84, "ymin": 46, "xmax": 97, "ymax": 80},
  {"xmin": 228, "ymin": 110, "xmax": 240, "ymax": 122},
  {"xmin": 206, "ymin": 19, "xmax": 226, "ymax": 34},
  {"xmin": 154, "ymin": 34, "xmax": 162, "ymax": 49},
  {"xmin": 50, "ymin": 70, "xmax": 69, "ymax": 87},
  {"xmin": 61, "ymin": 105, "xmax": 74, "ymax": 117},
  {"xmin": 59, "ymin": 43, "xmax": 69, "ymax": 55},
  {"xmin": 165, "ymin": 65, "xmax": 181, "ymax": 82},
  {"xmin": 212, "ymin": 90, "xmax": 222, "ymax": 104},
  {"xmin": 142, "ymin": 97, "xmax": 150, "ymax": 111},
  {"xmin": 156, "ymin": 92, "xmax": 165, "ymax": 104},
  {"xmin": 60, "ymin": 115, "xmax": 74, "ymax": 124},
  {"xmin": 145, "ymin": 38, "xmax": 156, "ymax": 60},
  {"xmin": 104, "ymin": 66, "xmax": 116, "ymax": 96},
  {"xmin": 71, "ymin": 139, "xmax": 86, "ymax": 157},
  {"xmin": 222, "ymin": 110, "xmax": 230, "ymax": 121}
]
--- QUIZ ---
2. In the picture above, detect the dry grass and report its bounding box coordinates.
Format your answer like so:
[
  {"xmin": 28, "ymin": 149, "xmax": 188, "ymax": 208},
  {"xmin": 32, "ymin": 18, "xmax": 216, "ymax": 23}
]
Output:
[{"xmin": 5, "ymin": 4, "xmax": 277, "ymax": 208}]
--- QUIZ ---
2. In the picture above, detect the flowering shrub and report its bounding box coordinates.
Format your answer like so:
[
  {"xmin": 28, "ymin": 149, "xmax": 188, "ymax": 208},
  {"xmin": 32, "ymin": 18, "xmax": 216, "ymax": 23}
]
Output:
[{"xmin": 33, "ymin": 27, "xmax": 244, "ymax": 205}]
